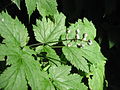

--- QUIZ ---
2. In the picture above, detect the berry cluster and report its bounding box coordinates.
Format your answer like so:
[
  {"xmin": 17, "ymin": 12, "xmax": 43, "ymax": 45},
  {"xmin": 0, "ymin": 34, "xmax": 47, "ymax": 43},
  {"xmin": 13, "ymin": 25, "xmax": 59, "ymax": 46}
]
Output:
[{"xmin": 65, "ymin": 29, "xmax": 93, "ymax": 48}]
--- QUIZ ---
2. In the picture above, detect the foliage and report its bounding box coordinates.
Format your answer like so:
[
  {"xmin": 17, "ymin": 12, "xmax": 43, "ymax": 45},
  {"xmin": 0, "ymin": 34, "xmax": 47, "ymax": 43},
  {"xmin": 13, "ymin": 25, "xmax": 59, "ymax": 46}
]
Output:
[{"xmin": 0, "ymin": 0, "xmax": 106, "ymax": 90}]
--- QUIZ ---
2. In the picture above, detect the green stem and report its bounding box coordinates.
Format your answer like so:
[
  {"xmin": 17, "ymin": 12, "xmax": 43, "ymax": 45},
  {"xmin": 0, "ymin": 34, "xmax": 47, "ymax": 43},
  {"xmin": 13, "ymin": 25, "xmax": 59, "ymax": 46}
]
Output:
[
  {"xmin": 29, "ymin": 38, "xmax": 85, "ymax": 47},
  {"xmin": 49, "ymin": 45, "xmax": 64, "ymax": 48}
]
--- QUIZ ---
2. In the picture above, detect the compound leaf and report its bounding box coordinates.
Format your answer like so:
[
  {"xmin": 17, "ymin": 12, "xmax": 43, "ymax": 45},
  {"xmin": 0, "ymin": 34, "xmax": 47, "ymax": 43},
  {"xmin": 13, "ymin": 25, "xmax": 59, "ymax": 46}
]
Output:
[
  {"xmin": 62, "ymin": 17, "xmax": 106, "ymax": 66},
  {"xmin": 49, "ymin": 65, "xmax": 88, "ymax": 90},
  {"xmin": 0, "ymin": 12, "xmax": 29, "ymax": 47},
  {"xmin": 33, "ymin": 13, "xmax": 66, "ymax": 45},
  {"xmin": 0, "ymin": 45, "xmax": 54, "ymax": 90},
  {"xmin": 0, "ymin": 1, "xmax": 106, "ymax": 89},
  {"xmin": 62, "ymin": 47, "xmax": 89, "ymax": 73},
  {"xmin": 0, "ymin": 46, "xmax": 31, "ymax": 89}
]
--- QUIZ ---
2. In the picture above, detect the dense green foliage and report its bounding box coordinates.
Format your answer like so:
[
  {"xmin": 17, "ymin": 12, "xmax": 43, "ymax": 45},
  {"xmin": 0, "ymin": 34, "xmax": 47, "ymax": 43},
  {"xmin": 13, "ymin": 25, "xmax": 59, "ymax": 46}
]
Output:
[{"xmin": 0, "ymin": 0, "xmax": 106, "ymax": 90}]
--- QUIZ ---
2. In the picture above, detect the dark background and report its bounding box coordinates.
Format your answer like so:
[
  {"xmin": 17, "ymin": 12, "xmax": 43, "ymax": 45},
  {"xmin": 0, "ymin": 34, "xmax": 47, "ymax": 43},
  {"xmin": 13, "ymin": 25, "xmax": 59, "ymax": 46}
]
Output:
[{"xmin": 0, "ymin": 0, "xmax": 120, "ymax": 90}]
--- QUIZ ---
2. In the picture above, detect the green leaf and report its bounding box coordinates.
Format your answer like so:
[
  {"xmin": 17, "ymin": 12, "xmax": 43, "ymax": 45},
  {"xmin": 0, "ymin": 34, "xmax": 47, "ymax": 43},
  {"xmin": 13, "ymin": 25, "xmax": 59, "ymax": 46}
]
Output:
[
  {"xmin": 23, "ymin": 54, "xmax": 54, "ymax": 90},
  {"xmin": 20, "ymin": 46, "xmax": 55, "ymax": 90},
  {"xmin": 79, "ymin": 41, "xmax": 106, "ymax": 64},
  {"xmin": 49, "ymin": 65, "xmax": 71, "ymax": 78},
  {"xmin": 0, "ymin": 62, "xmax": 27, "ymax": 90},
  {"xmin": 0, "ymin": 45, "xmax": 54, "ymax": 90},
  {"xmin": 0, "ymin": 45, "xmax": 35, "ymax": 65},
  {"xmin": 37, "ymin": 0, "xmax": 58, "ymax": 16},
  {"xmin": 33, "ymin": 13, "xmax": 66, "ymax": 45},
  {"xmin": 82, "ymin": 18, "xmax": 96, "ymax": 39},
  {"xmin": 0, "ymin": 44, "xmax": 23, "ymax": 65},
  {"xmin": 61, "ymin": 17, "xmax": 106, "ymax": 65},
  {"xmin": 25, "ymin": 0, "xmax": 36, "ymax": 16},
  {"xmin": 23, "ymin": 46, "xmax": 36, "ymax": 55},
  {"xmin": 12, "ymin": 0, "xmax": 21, "ymax": 9},
  {"xmin": 49, "ymin": 65, "xmax": 88, "ymax": 90},
  {"xmin": 62, "ymin": 47, "xmax": 89, "ymax": 73},
  {"xmin": 36, "ymin": 46, "xmax": 61, "ymax": 65},
  {"xmin": 25, "ymin": 0, "xmax": 58, "ymax": 17},
  {"xmin": 0, "ymin": 56, "xmax": 4, "ymax": 61},
  {"xmin": 88, "ymin": 61, "xmax": 105, "ymax": 90},
  {"xmin": 0, "ymin": 12, "xmax": 29, "ymax": 47}
]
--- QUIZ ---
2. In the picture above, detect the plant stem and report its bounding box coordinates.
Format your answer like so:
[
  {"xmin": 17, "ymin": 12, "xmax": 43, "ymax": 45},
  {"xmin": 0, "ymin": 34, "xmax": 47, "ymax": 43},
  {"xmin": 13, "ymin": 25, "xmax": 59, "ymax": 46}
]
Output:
[
  {"xmin": 49, "ymin": 45, "xmax": 64, "ymax": 48},
  {"xmin": 29, "ymin": 38, "xmax": 85, "ymax": 47}
]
